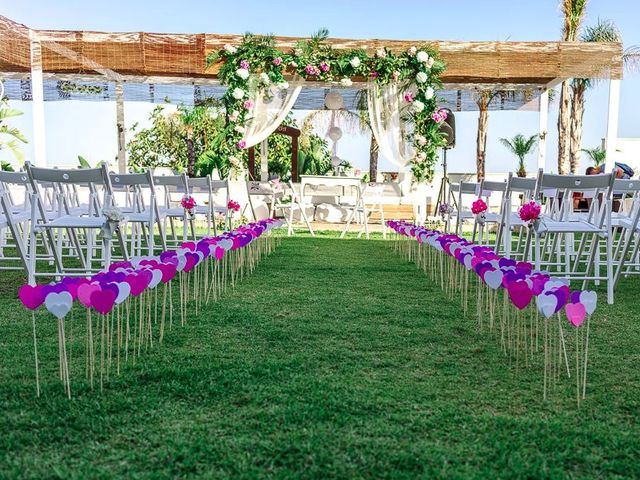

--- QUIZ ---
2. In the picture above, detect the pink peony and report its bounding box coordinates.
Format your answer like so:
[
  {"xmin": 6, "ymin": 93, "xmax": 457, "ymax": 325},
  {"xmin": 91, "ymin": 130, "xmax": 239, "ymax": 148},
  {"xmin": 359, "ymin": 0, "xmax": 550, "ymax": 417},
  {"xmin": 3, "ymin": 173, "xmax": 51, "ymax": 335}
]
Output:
[
  {"xmin": 370, "ymin": 71, "xmax": 379, "ymax": 78},
  {"xmin": 237, "ymin": 140, "xmax": 247, "ymax": 149},
  {"xmin": 239, "ymin": 59, "xmax": 250, "ymax": 70},
  {"xmin": 272, "ymin": 57, "xmax": 283, "ymax": 66},
  {"xmin": 243, "ymin": 100, "xmax": 254, "ymax": 110},
  {"xmin": 319, "ymin": 61, "xmax": 330, "ymax": 72},
  {"xmin": 227, "ymin": 200, "xmax": 241, "ymax": 212},
  {"xmin": 519, "ymin": 201, "xmax": 542, "ymax": 222},
  {"xmin": 403, "ymin": 92, "xmax": 414, "ymax": 103},
  {"xmin": 181, "ymin": 195, "xmax": 197, "ymax": 210},
  {"xmin": 305, "ymin": 64, "xmax": 319, "ymax": 76},
  {"xmin": 471, "ymin": 199, "xmax": 488, "ymax": 215}
]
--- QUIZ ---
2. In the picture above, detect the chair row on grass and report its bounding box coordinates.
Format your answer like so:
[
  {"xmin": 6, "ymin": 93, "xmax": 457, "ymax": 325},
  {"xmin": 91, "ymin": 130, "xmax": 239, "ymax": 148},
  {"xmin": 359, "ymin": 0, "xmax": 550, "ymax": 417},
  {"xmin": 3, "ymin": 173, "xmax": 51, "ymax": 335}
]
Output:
[
  {"xmin": 0, "ymin": 164, "xmax": 231, "ymax": 283},
  {"xmin": 445, "ymin": 169, "xmax": 640, "ymax": 304}
]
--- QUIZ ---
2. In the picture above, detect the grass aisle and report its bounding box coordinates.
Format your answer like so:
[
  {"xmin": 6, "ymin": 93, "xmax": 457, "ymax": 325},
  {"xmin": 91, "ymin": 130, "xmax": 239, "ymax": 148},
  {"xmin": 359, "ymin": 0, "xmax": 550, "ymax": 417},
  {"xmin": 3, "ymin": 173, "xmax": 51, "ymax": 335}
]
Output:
[{"xmin": 0, "ymin": 236, "xmax": 639, "ymax": 478}]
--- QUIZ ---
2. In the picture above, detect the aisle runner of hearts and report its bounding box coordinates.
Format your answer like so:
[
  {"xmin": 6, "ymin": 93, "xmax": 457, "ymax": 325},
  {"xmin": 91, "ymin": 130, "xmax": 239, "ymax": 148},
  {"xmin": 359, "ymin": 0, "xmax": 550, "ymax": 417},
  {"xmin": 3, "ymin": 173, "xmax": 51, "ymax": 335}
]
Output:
[
  {"xmin": 18, "ymin": 219, "xmax": 283, "ymax": 398},
  {"xmin": 387, "ymin": 220, "xmax": 596, "ymax": 404}
]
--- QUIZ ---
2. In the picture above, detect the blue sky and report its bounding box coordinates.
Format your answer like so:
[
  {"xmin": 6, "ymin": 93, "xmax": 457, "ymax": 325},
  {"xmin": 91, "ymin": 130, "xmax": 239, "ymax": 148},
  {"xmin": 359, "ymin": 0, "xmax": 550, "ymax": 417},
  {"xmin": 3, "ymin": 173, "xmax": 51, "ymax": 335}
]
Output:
[{"xmin": 4, "ymin": 0, "xmax": 640, "ymax": 174}]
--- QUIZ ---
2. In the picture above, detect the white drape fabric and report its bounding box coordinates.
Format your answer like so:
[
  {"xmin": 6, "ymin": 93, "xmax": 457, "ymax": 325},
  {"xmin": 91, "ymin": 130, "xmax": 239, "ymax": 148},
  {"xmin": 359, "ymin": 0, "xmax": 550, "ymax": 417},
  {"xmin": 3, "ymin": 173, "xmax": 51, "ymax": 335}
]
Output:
[
  {"xmin": 242, "ymin": 76, "xmax": 302, "ymax": 148},
  {"xmin": 366, "ymin": 81, "xmax": 414, "ymax": 171}
]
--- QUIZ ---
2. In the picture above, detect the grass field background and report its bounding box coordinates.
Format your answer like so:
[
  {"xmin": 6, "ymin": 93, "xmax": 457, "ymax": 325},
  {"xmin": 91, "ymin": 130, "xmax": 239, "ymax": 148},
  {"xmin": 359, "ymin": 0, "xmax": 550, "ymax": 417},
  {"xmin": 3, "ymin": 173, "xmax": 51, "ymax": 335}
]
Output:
[{"xmin": 0, "ymin": 233, "xmax": 639, "ymax": 478}]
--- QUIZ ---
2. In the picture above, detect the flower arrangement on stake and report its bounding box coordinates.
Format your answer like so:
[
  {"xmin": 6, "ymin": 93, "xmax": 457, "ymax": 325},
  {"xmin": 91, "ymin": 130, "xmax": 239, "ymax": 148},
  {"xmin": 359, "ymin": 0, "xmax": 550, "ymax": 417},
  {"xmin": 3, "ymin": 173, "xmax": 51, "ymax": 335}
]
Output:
[
  {"xmin": 471, "ymin": 198, "xmax": 488, "ymax": 225},
  {"xmin": 181, "ymin": 195, "xmax": 197, "ymax": 219},
  {"xmin": 519, "ymin": 200, "xmax": 544, "ymax": 234},
  {"xmin": 208, "ymin": 29, "xmax": 447, "ymax": 182},
  {"xmin": 227, "ymin": 200, "xmax": 241, "ymax": 212},
  {"xmin": 438, "ymin": 203, "xmax": 453, "ymax": 221}
]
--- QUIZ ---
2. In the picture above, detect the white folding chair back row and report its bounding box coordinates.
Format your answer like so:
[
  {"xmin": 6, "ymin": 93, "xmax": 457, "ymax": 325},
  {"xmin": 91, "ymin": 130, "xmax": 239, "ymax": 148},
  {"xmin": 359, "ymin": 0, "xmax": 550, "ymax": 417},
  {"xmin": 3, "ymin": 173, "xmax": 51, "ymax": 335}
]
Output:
[
  {"xmin": 448, "ymin": 181, "xmax": 479, "ymax": 235},
  {"xmin": 495, "ymin": 173, "xmax": 537, "ymax": 258},
  {"xmin": 472, "ymin": 179, "xmax": 506, "ymax": 245}
]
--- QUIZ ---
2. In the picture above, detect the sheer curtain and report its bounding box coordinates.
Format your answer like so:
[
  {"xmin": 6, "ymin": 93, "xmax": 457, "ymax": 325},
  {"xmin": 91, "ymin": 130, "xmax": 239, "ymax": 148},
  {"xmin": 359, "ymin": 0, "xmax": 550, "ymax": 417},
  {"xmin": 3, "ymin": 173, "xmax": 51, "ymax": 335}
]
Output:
[{"xmin": 367, "ymin": 81, "xmax": 414, "ymax": 191}]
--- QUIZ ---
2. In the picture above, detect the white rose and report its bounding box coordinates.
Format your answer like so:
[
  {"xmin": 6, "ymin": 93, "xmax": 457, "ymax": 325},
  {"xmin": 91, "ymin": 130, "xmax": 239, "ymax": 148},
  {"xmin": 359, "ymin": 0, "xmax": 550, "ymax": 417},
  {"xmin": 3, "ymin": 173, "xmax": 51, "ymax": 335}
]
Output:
[
  {"xmin": 416, "ymin": 152, "xmax": 427, "ymax": 161},
  {"xmin": 234, "ymin": 125, "xmax": 245, "ymax": 134},
  {"xmin": 340, "ymin": 77, "xmax": 353, "ymax": 87},
  {"xmin": 229, "ymin": 155, "xmax": 240, "ymax": 166},
  {"xmin": 427, "ymin": 57, "xmax": 435, "ymax": 68},
  {"xmin": 412, "ymin": 100, "xmax": 425, "ymax": 112},
  {"xmin": 278, "ymin": 81, "xmax": 289, "ymax": 90},
  {"xmin": 236, "ymin": 68, "xmax": 250, "ymax": 80},
  {"xmin": 350, "ymin": 56, "xmax": 361, "ymax": 68},
  {"xmin": 425, "ymin": 87, "xmax": 434, "ymax": 99},
  {"xmin": 416, "ymin": 51, "xmax": 429, "ymax": 63},
  {"xmin": 415, "ymin": 72, "xmax": 428, "ymax": 84},
  {"xmin": 231, "ymin": 87, "xmax": 245, "ymax": 99},
  {"xmin": 290, "ymin": 61, "xmax": 298, "ymax": 68},
  {"xmin": 376, "ymin": 47, "xmax": 386, "ymax": 58},
  {"xmin": 408, "ymin": 46, "xmax": 417, "ymax": 56},
  {"xmin": 259, "ymin": 72, "xmax": 271, "ymax": 85},
  {"xmin": 415, "ymin": 135, "xmax": 427, "ymax": 146},
  {"xmin": 224, "ymin": 44, "xmax": 237, "ymax": 54}
]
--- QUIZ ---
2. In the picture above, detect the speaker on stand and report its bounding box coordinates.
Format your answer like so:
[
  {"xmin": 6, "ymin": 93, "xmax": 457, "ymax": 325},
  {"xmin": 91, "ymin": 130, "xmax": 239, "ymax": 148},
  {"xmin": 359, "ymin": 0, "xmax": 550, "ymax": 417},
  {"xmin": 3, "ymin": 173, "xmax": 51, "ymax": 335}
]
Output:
[{"xmin": 435, "ymin": 108, "xmax": 456, "ymax": 216}]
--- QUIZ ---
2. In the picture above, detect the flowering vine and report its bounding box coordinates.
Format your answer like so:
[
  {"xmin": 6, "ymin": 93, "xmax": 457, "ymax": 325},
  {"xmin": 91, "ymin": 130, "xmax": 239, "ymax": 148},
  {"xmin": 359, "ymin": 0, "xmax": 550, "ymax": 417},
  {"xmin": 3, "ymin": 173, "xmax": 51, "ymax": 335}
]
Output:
[{"xmin": 207, "ymin": 30, "xmax": 447, "ymax": 182}]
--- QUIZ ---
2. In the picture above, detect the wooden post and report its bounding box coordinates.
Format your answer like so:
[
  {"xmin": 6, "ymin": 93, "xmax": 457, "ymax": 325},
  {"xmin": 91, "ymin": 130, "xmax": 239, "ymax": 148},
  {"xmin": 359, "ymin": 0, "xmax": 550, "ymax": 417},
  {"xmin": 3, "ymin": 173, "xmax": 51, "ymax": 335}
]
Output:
[
  {"xmin": 116, "ymin": 82, "xmax": 126, "ymax": 173},
  {"xmin": 291, "ymin": 136, "xmax": 299, "ymax": 183},
  {"xmin": 29, "ymin": 30, "xmax": 47, "ymax": 166},
  {"xmin": 604, "ymin": 79, "xmax": 620, "ymax": 173},
  {"xmin": 247, "ymin": 146, "xmax": 256, "ymax": 180},
  {"xmin": 538, "ymin": 88, "xmax": 549, "ymax": 172}
]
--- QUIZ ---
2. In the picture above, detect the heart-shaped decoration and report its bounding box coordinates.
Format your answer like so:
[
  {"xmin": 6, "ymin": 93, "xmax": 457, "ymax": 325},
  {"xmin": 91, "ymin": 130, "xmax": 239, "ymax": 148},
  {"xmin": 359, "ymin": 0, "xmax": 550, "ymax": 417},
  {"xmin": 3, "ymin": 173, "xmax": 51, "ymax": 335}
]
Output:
[
  {"xmin": 91, "ymin": 289, "xmax": 117, "ymax": 315},
  {"xmin": 115, "ymin": 281, "xmax": 131, "ymax": 304},
  {"xmin": 580, "ymin": 290, "xmax": 597, "ymax": 315},
  {"xmin": 18, "ymin": 284, "xmax": 44, "ymax": 310},
  {"xmin": 44, "ymin": 291, "xmax": 73, "ymax": 319},
  {"xmin": 566, "ymin": 302, "xmax": 586, "ymax": 327},
  {"xmin": 507, "ymin": 280, "xmax": 533, "ymax": 310},
  {"xmin": 536, "ymin": 293, "xmax": 557, "ymax": 319},
  {"xmin": 77, "ymin": 283, "xmax": 101, "ymax": 308},
  {"xmin": 148, "ymin": 268, "xmax": 163, "ymax": 289},
  {"xmin": 484, "ymin": 269, "xmax": 504, "ymax": 290}
]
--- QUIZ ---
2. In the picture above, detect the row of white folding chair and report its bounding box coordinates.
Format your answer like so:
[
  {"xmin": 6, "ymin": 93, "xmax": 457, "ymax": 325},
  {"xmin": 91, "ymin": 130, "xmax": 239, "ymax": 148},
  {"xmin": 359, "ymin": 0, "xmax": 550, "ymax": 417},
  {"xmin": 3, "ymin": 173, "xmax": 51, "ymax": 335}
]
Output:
[
  {"xmin": 447, "ymin": 181, "xmax": 479, "ymax": 235},
  {"xmin": 0, "ymin": 171, "xmax": 33, "ymax": 272},
  {"xmin": 471, "ymin": 179, "xmax": 506, "ymax": 246},
  {"xmin": 495, "ymin": 173, "xmax": 537, "ymax": 258},
  {"xmin": 609, "ymin": 179, "xmax": 640, "ymax": 286}
]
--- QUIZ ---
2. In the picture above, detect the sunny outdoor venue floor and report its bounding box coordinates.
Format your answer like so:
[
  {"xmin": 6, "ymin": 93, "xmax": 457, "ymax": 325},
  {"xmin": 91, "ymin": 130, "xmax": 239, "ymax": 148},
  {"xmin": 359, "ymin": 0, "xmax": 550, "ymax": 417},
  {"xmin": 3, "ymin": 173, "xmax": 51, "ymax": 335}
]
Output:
[{"xmin": 0, "ymin": 233, "xmax": 639, "ymax": 478}]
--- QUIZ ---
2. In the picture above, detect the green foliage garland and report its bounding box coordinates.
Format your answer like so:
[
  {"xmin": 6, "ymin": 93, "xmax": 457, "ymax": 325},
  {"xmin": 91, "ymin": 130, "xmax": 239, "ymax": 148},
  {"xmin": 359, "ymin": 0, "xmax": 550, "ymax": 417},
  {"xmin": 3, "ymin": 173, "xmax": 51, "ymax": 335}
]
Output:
[{"xmin": 208, "ymin": 30, "xmax": 448, "ymax": 183}]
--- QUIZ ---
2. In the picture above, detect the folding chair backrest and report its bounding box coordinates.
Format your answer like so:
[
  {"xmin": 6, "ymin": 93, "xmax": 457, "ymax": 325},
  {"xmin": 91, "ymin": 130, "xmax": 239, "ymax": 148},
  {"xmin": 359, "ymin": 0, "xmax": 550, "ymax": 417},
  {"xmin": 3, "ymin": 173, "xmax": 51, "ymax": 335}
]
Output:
[
  {"xmin": 187, "ymin": 176, "xmax": 211, "ymax": 192},
  {"xmin": 509, "ymin": 176, "xmax": 537, "ymax": 193},
  {"xmin": 27, "ymin": 164, "xmax": 108, "ymax": 186},
  {"xmin": 459, "ymin": 182, "xmax": 479, "ymax": 195},
  {"xmin": 110, "ymin": 171, "xmax": 156, "ymax": 212},
  {"xmin": 537, "ymin": 171, "xmax": 614, "ymax": 192},
  {"xmin": 110, "ymin": 171, "xmax": 152, "ymax": 187},
  {"xmin": 479, "ymin": 180, "xmax": 506, "ymax": 195},
  {"xmin": 0, "ymin": 170, "xmax": 30, "ymax": 186},
  {"xmin": 247, "ymin": 181, "xmax": 276, "ymax": 196},
  {"xmin": 153, "ymin": 174, "xmax": 188, "ymax": 208},
  {"xmin": 363, "ymin": 182, "xmax": 386, "ymax": 199}
]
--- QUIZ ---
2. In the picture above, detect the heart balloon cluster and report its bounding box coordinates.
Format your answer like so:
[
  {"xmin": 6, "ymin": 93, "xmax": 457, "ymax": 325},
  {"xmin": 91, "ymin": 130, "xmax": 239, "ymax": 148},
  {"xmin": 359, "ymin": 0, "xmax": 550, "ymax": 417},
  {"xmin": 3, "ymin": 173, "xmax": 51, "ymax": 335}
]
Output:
[
  {"xmin": 387, "ymin": 219, "xmax": 596, "ymax": 404},
  {"xmin": 18, "ymin": 218, "xmax": 283, "ymax": 398}
]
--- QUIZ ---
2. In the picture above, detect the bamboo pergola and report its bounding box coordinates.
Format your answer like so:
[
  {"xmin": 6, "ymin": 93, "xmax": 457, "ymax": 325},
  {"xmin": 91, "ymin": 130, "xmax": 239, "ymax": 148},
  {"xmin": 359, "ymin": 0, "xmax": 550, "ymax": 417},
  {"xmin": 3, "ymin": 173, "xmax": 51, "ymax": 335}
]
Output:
[{"xmin": 0, "ymin": 14, "xmax": 625, "ymax": 172}]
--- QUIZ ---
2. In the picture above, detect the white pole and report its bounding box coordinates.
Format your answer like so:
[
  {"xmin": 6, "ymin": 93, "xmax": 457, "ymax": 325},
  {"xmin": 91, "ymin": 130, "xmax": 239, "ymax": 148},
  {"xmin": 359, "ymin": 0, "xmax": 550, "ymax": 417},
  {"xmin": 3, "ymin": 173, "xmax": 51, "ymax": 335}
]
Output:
[
  {"xmin": 29, "ymin": 30, "xmax": 46, "ymax": 167},
  {"xmin": 538, "ymin": 88, "xmax": 549, "ymax": 172},
  {"xmin": 115, "ymin": 82, "xmax": 126, "ymax": 173},
  {"xmin": 260, "ymin": 139, "xmax": 268, "ymax": 181},
  {"xmin": 604, "ymin": 79, "xmax": 621, "ymax": 173}
]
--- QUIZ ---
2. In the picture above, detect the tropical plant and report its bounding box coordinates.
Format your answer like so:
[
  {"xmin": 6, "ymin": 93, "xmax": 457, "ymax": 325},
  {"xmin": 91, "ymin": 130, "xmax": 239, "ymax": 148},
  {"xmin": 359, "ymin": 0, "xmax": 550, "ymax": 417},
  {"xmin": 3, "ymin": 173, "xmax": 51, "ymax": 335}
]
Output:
[
  {"xmin": 581, "ymin": 146, "xmax": 606, "ymax": 166},
  {"xmin": 500, "ymin": 134, "xmax": 537, "ymax": 178},
  {"xmin": 569, "ymin": 19, "xmax": 639, "ymax": 172},
  {"xmin": 557, "ymin": 0, "xmax": 588, "ymax": 174},
  {"xmin": 1, "ymin": 160, "xmax": 15, "ymax": 171},
  {"xmin": 0, "ymin": 98, "xmax": 28, "ymax": 165},
  {"xmin": 77, "ymin": 155, "xmax": 104, "ymax": 169}
]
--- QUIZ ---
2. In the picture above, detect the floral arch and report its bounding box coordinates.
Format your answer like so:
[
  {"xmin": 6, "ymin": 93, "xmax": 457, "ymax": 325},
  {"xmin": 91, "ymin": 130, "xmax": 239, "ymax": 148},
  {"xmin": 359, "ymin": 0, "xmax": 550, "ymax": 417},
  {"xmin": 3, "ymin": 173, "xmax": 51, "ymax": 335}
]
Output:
[{"xmin": 208, "ymin": 30, "xmax": 448, "ymax": 183}]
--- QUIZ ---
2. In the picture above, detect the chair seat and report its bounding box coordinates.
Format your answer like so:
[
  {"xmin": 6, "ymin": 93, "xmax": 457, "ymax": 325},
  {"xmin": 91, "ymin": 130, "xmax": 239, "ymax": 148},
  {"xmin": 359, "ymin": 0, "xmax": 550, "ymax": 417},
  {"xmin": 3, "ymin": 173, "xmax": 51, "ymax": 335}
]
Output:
[
  {"xmin": 211, "ymin": 206, "xmax": 229, "ymax": 214},
  {"xmin": 126, "ymin": 212, "xmax": 161, "ymax": 223},
  {"xmin": 618, "ymin": 217, "xmax": 640, "ymax": 232},
  {"xmin": 37, "ymin": 215, "xmax": 121, "ymax": 229},
  {"xmin": 159, "ymin": 207, "xmax": 185, "ymax": 218},
  {"xmin": 542, "ymin": 219, "xmax": 604, "ymax": 233}
]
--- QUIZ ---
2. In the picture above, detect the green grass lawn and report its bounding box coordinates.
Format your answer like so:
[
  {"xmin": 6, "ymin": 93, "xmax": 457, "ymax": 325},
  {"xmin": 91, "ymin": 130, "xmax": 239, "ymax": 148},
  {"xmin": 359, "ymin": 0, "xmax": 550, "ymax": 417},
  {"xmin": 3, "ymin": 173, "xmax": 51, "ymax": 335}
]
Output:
[{"xmin": 1, "ymin": 234, "xmax": 639, "ymax": 478}]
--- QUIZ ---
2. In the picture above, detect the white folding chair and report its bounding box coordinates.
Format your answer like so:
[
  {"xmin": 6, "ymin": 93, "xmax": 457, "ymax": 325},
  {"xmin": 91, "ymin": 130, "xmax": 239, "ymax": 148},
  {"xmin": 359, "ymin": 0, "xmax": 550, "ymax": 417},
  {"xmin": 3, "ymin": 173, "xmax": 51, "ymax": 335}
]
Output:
[
  {"xmin": 154, "ymin": 174, "xmax": 191, "ymax": 244},
  {"xmin": 274, "ymin": 181, "xmax": 314, "ymax": 236},
  {"xmin": 448, "ymin": 181, "xmax": 479, "ymax": 235},
  {"xmin": 246, "ymin": 181, "xmax": 277, "ymax": 222},
  {"xmin": 24, "ymin": 162, "xmax": 128, "ymax": 282},
  {"xmin": 472, "ymin": 179, "xmax": 506, "ymax": 245},
  {"xmin": 495, "ymin": 173, "xmax": 537, "ymax": 258},
  {"xmin": 354, "ymin": 182, "xmax": 386, "ymax": 239},
  {"xmin": 528, "ymin": 169, "xmax": 616, "ymax": 303},
  {"xmin": 188, "ymin": 176, "xmax": 231, "ymax": 236},
  {"xmin": 110, "ymin": 171, "xmax": 166, "ymax": 256},
  {"xmin": 610, "ymin": 179, "xmax": 640, "ymax": 286}
]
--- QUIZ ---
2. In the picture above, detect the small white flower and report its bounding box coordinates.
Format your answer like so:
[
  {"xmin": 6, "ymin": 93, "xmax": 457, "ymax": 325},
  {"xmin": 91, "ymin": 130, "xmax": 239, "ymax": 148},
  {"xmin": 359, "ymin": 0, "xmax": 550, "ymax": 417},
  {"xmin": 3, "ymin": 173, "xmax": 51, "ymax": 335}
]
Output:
[
  {"xmin": 294, "ymin": 48, "xmax": 303, "ymax": 56},
  {"xmin": 416, "ymin": 51, "xmax": 429, "ymax": 63},
  {"xmin": 350, "ymin": 56, "xmax": 361, "ymax": 68},
  {"xmin": 290, "ymin": 61, "xmax": 298, "ymax": 68},
  {"xmin": 415, "ymin": 134, "xmax": 427, "ymax": 146},
  {"xmin": 427, "ymin": 57, "xmax": 435, "ymax": 68},
  {"xmin": 232, "ymin": 87, "xmax": 245, "ymax": 99},
  {"xmin": 340, "ymin": 77, "xmax": 353, "ymax": 87},
  {"xmin": 425, "ymin": 87, "xmax": 435, "ymax": 99},
  {"xmin": 229, "ymin": 155, "xmax": 240, "ymax": 166},
  {"xmin": 415, "ymin": 72, "xmax": 428, "ymax": 84},
  {"xmin": 224, "ymin": 44, "xmax": 237, "ymax": 54},
  {"xmin": 376, "ymin": 47, "xmax": 387, "ymax": 58},
  {"xmin": 278, "ymin": 81, "xmax": 289, "ymax": 90},
  {"xmin": 416, "ymin": 152, "xmax": 427, "ymax": 161},
  {"xmin": 259, "ymin": 72, "xmax": 271, "ymax": 85},
  {"xmin": 236, "ymin": 68, "xmax": 249, "ymax": 80},
  {"xmin": 234, "ymin": 125, "xmax": 246, "ymax": 134},
  {"xmin": 408, "ymin": 46, "xmax": 417, "ymax": 56},
  {"xmin": 412, "ymin": 100, "xmax": 425, "ymax": 112}
]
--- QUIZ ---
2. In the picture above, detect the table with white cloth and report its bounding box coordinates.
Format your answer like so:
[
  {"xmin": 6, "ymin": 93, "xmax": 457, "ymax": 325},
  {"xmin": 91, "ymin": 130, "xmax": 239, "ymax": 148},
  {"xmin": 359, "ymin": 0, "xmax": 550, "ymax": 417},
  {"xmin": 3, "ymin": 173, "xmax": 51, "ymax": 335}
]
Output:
[{"xmin": 298, "ymin": 175, "xmax": 367, "ymax": 237}]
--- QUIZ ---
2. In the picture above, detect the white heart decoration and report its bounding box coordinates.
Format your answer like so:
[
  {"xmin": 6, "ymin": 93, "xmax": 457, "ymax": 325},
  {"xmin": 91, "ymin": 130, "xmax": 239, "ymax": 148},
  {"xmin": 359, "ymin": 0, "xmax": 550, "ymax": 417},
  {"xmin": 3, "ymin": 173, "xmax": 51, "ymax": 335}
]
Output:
[
  {"xmin": 176, "ymin": 254, "xmax": 187, "ymax": 272},
  {"xmin": 580, "ymin": 290, "xmax": 597, "ymax": 315},
  {"xmin": 44, "ymin": 291, "xmax": 73, "ymax": 320},
  {"xmin": 463, "ymin": 254, "xmax": 473, "ymax": 270},
  {"xmin": 536, "ymin": 293, "xmax": 557, "ymax": 319},
  {"xmin": 115, "ymin": 282, "xmax": 131, "ymax": 304},
  {"xmin": 148, "ymin": 269, "xmax": 163, "ymax": 289},
  {"xmin": 484, "ymin": 269, "xmax": 504, "ymax": 289}
]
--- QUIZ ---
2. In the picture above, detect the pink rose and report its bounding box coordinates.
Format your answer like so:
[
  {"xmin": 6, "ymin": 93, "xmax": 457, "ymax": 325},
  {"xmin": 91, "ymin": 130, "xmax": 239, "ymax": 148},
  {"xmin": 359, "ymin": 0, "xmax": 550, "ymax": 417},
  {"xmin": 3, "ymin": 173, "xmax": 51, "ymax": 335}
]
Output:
[
  {"xmin": 237, "ymin": 140, "xmax": 247, "ymax": 149},
  {"xmin": 239, "ymin": 59, "xmax": 250, "ymax": 70},
  {"xmin": 319, "ymin": 61, "xmax": 330, "ymax": 72},
  {"xmin": 243, "ymin": 100, "xmax": 254, "ymax": 109},
  {"xmin": 272, "ymin": 57, "xmax": 283, "ymax": 66},
  {"xmin": 403, "ymin": 92, "xmax": 414, "ymax": 103},
  {"xmin": 305, "ymin": 64, "xmax": 319, "ymax": 76},
  {"xmin": 370, "ymin": 71, "xmax": 379, "ymax": 78}
]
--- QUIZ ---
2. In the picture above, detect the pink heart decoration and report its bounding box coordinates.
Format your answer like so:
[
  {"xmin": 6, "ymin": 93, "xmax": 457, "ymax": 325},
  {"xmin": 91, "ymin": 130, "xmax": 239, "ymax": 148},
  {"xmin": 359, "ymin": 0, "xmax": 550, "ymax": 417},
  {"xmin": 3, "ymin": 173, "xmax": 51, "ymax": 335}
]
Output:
[
  {"xmin": 91, "ymin": 289, "xmax": 117, "ymax": 315},
  {"xmin": 507, "ymin": 280, "xmax": 533, "ymax": 310},
  {"xmin": 18, "ymin": 284, "xmax": 44, "ymax": 310},
  {"xmin": 77, "ymin": 282, "xmax": 101, "ymax": 308},
  {"xmin": 565, "ymin": 302, "xmax": 586, "ymax": 327}
]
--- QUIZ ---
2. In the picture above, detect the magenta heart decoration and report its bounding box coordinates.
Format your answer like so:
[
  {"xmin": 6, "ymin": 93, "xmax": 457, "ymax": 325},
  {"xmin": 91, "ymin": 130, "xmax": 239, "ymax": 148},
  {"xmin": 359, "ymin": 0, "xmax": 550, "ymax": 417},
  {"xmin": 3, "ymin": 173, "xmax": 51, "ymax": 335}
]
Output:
[
  {"xmin": 77, "ymin": 283, "xmax": 101, "ymax": 308},
  {"xmin": 18, "ymin": 284, "xmax": 44, "ymax": 310},
  {"xmin": 126, "ymin": 274, "xmax": 146, "ymax": 297},
  {"xmin": 579, "ymin": 290, "xmax": 597, "ymax": 315},
  {"xmin": 214, "ymin": 246, "xmax": 225, "ymax": 261},
  {"xmin": 101, "ymin": 282, "xmax": 119, "ymax": 298},
  {"xmin": 565, "ymin": 302, "xmax": 586, "ymax": 327},
  {"xmin": 507, "ymin": 280, "xmax": 533, "ymax": 310},
  {"xmin": 181, "ymin": 241, "xmax": 196, "ymax": 251},
  {"xmin": 159, "ymin": 263, "xmax": 177, "ymax": 283},
  {"xmin": 182, "ymin": 253, "xmax": 198, "ymax": 273},
  {"xmin": 91, "ymin": 289, "xmax": 117, "ymax": 315}
]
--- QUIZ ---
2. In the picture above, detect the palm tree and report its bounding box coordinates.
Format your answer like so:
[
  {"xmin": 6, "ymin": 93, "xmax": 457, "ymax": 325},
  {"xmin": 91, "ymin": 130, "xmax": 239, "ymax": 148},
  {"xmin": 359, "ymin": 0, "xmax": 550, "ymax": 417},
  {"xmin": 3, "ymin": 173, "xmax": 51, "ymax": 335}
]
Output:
[
  {"xmin": 557, "ymin": 0, "xmax": 588, "ymax": 175},
  {"xmin": 581, "ymin": 146, "xmax": 606, "ymax": 166},
  {"xmin": 0, "ymin": 99, "xmax": 27, "ymax": 164},
  {"xmin": 569, "ymin": 20, "xmax": 639, "ymax": 172},
  {"xmin": 500, "ymin": 134, "xmax": 537, "ymax": 177},
  {"xmin": 475, "ymin": 90, "xmax": 498, "ymax": 180}
]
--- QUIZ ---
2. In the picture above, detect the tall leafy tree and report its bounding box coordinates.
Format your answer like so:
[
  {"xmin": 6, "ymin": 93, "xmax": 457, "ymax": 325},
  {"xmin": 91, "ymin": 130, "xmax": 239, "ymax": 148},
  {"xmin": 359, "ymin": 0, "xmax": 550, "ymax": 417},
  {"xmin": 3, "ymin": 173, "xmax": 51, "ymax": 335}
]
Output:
[
  {"xmin": 557, "ymin": 0, "xmax": 588, "ymax": 174},
  {"xmin": 499, "ymin": 134, "xmax": 537, "ymax": 178}
]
